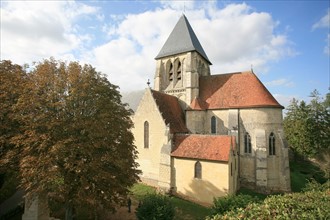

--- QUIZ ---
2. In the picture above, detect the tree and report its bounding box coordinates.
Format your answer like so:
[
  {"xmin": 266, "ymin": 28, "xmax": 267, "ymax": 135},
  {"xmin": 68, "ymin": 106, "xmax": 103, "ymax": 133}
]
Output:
[
  {"xmin": 1, "ymin": 59, "xmax": 140, "ymax": 219},
  {"xmin": 309, "ymin": 90, "xmax": 330, "ymax": 153},
  {"xmin": 284, "ymin": 90, "xmax": 330, "ymax": 159},
  {"xmin": 0, "ymin": 60, "xmax": 27, "ymax": 200},
  {"xmin": 0, "ymin": 60, "xmax": 26, "ymax": 164}
]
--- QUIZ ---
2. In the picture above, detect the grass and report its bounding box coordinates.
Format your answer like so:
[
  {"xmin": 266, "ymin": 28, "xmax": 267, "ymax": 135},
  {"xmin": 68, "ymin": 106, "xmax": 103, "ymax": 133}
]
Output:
[
  {"xmin": 290, "ymin": 159, "xmax": 328, "ymax": 192},
  {"xmin": 130, "ymin": 184, "xmax": 212, "ymax": 220},
  {"xmin": 130, "ymin": 182, "xmax": 156, "ymax": 199},
  {"xmin": 171, "ymin": 196, "xmax": 212, "ymax": 220}
]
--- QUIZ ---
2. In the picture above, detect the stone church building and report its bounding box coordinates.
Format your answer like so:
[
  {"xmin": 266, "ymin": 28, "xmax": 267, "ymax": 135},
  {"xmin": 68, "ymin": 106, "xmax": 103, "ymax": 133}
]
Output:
[{"xmin": 132, "ymin": 15, "xmax": 291, "ymax": 204}]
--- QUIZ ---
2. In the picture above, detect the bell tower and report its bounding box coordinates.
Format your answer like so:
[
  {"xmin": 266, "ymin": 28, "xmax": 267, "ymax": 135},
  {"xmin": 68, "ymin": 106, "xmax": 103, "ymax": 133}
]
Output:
[{"xmin": 154, "ymin": 14, "xmax": 212, "ymax": 109}]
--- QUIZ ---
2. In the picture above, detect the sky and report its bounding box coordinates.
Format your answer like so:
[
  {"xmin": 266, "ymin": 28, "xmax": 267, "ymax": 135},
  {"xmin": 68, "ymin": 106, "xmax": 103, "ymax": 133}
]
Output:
[{"xmin": 1, "ymin": 0, "xmax": 329, "ymax": 108}]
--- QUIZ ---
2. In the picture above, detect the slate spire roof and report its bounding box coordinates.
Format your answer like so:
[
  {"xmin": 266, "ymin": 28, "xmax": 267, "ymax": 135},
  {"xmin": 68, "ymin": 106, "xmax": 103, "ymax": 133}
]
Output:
[{"xmin": 155, "ymin": 14, "xmax": 212, "ymax": 64}]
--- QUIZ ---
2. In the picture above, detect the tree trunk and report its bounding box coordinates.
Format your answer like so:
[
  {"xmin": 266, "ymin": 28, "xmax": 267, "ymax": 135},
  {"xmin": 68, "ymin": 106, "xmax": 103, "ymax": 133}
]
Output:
[
  {"xmin": 65, "ymin": 204, "xmax": 74, "ymax": 220},
  {"xmin": 94, "ymin": 209, "xmax": 98, "ymax": 220}
]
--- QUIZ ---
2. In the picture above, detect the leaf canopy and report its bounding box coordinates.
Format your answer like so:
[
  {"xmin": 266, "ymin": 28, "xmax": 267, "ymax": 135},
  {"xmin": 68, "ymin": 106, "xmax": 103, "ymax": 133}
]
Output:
[{"xmin": 1, "ymin": 59, "xmax": 140, "ymax": 213}]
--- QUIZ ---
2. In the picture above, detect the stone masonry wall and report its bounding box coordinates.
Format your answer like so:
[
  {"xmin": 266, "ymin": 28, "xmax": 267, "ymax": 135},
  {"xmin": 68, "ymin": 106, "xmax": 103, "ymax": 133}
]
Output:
[
  {"xmin": 132, "ymin": 89, "xmax": 168, "ymax": 188},
  {"xmin": 185, "ymin": 107, "xmax": 291, "ymax": 193},
  {"xmin": 172, "ymin": 158, "xmax": 230, "ymax": 204}
]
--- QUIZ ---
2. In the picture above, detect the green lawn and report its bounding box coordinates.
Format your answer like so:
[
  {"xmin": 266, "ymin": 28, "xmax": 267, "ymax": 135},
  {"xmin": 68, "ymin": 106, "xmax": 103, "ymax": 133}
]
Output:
[
  {"xmin": 171, "ymin": 196, "xmax": 212, "ymax": 220},
  {"xmin": 130, "ymin": 184, "xmax": 212, "ymax": 220},
  {"xmin": 290, "ymin": 159, "xmax": 328, "ymax": 192},
  {"xmin": 130, "ymin": 182, "xmax": 157, "ymax": 199}
]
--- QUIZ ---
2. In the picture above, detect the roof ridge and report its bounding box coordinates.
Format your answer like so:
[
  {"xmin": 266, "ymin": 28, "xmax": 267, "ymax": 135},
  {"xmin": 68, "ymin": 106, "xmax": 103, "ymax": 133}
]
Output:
[
  {"xmin": 175, "ymin": 133, "xmax": 233, "ymax": 138},
  {"xmin": 201, "ymin": 70, "xmax": 253, "ymax": 78}
]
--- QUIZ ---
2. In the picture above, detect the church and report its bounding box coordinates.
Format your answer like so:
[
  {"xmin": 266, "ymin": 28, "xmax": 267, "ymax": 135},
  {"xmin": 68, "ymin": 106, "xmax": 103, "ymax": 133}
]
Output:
[{"xmin": 132, "ymin": 14, "xmax": 291, "ymax": 204}]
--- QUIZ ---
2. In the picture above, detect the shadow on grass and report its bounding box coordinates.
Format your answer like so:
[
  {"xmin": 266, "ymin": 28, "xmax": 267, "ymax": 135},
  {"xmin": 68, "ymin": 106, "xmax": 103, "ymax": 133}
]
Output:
[
  {"xmin": 290, "ymin": 159, "xmax": 328, "ymax": 192},
  {"xmin": 170, "ymin": 196, "xmax": 212, "ymax": 220},
  {"xmin": 130, "ymin": 183, "xmax": 212, "ymax": 220}
]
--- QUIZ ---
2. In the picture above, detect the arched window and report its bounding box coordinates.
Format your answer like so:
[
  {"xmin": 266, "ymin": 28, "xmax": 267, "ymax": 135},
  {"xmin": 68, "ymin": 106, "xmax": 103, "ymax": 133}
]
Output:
[
  {"xmin": 144, "ymin": 121, "xmax": 149, "ymax": 149},
  {"xmin": 194, "ymin": 161, "xmax": 202, "ymax": 179},
  {"xmin": 269, "ymin": 132, "xmax": 276, "ymax": 155},
  {"xmin": 211, "ymin": 116, "xmax": 216, "ymax": 134},
  {"xmin": 176, "ymin": 61, "xmax": 182, "ymax": 80},
  {"xmin": 244, "ymin": 132, "xmax": 252, "ymax": 154},
  {"xmin": 169, "ymin": 63, "xmax": 173, "ymax": 81}
]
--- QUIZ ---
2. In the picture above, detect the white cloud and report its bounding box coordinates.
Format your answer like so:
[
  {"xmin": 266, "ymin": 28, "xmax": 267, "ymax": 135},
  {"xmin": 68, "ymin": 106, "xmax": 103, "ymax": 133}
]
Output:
[
  {"xmin": 312, "ymin": 9, "xmax": 330, "ymax": 55},
  {"xmin": 265, "ymin": 78, "xmax": 295, "ymax": 88},
  {"xmin": 89, "ymin": 2, "xmax": 296, "ymax": 91},
  {"xmin": 1, "ymin": 1, "xmax": 296, "ymax": 92},
  {"xmin": 160, "ymin": 0, "xmax": 195, "ymax": 11},
  {"xmin": 88, "ymin": 10, "xmax": 181, "ymax": 91},
  {"xmin": 196, "ymin": 3, "xmax": 295, "ymax": 74},
  {"xmin": 0, "ymin": 1, "xmax": 99, "ymax": 64},
  {"xmin": 273, "ymin": 94, "xmax": 298, "ymax": 110},
  {"xmin": 312, "ymin": 9, "xmax": 330, "ymax": 30}
]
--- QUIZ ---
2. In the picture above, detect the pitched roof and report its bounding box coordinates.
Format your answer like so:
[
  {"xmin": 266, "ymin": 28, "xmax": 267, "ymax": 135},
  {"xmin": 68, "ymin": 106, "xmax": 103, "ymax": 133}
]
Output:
[
  {"xmin": 155, "ymin": 14, "xmax": 211, "ymax": 64},
  {"xmin": 190, "ymin": 97, "xmax": 208, "ymax": 110},
  {"xmin": 171, "ymin": 134, "xmax": 234, "ymax": 162},
  {"xmin": 189, "ymin": 71, "xmax": 283, "ymax": 110},
  {"xmin": 151, "ymin": 90, "xmax": 189, "ymax": 133}
]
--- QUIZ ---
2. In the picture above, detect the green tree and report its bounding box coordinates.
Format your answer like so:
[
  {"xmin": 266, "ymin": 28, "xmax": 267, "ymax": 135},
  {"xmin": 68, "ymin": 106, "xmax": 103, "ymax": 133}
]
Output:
[
  {"xmin": 309, "ymin": 90, "xmax": 330, "ymax": 153},
  {"xmin": 1, "ymin": 59, "xmax": 140, "ymax": 219},
  {"xmin": 284, "ymin": 90, "xmax": 330, "ymax": 159}
]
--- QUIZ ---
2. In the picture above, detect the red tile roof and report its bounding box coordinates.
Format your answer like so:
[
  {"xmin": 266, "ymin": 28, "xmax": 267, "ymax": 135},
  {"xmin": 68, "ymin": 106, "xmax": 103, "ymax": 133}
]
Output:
[
  {"xmin": 171, "ymin": 134, "xmax": 234, "ymax": 162},
  {"xmin": 189, "ymin": 97, "xmax": 207, "ymax": 110},
  {"xmin": 190, "ymin": 71, "xmax": 283, "ymax": 110},
  {"xmin": 151, "ymin": 90, "xmax": 189, "ymax": 133}
]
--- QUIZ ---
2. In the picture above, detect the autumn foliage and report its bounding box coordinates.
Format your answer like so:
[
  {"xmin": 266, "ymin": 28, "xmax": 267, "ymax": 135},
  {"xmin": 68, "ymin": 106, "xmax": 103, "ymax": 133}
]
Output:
[{"xmin": 0, "ymin": 59, "xmax": 140, "ymax": 216}]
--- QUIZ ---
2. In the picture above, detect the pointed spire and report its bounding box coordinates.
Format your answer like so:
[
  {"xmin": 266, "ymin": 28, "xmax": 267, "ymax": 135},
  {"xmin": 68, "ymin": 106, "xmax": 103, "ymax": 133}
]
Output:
[{"xmin": 155, "ymin": 14, "xmax": 212, "ymax": 64}]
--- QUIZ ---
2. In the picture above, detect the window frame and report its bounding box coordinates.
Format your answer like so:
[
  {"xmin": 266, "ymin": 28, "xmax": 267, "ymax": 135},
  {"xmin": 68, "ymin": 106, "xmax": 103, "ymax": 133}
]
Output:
[
  {"xmin": 244, "ymin": 132, "xmax": 252, "ymax": 154},
  {"xmin": 144, "ymin": 121, "xmax": 149, "ymax": 149},
  {"xmin": 168, "ymin": 63, "xmax": 174, "ymax": 81},
  {"xmin": 176, "ymin": 61, "xmax": 182, "ymax": 81},
  {"xmin": 269, "ymin": 132, "xmax": 276, "ymax": 156},
  {"xmin": 194, "ymin": 161, "xmax": 202, "ymax": 179},
  {"xmin": 211, "ymin": 116, "xmax": 217, "ymax": 134}
]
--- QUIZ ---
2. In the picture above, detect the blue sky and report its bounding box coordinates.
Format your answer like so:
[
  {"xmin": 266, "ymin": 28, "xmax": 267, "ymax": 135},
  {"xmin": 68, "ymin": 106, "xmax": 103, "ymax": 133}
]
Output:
[{"xmin": 1, "ymin": 0, "xmax": 329, "ymax": 108}]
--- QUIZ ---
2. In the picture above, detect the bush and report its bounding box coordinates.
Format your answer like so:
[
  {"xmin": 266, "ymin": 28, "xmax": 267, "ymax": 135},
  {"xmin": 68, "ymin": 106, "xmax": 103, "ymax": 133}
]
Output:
[
  {"xmin": 136, "ymin": 194, "xmax": 175, "ymax": 220},
  {"xmin": 302, "ymin": 179, "xmax": 330, "ymax": 192},
  {"xmin": 211, "ymin": 194, "xmax": 260, "ymax": 215},
  {"xmin": 207, "ymin": 190, "xmax": 330, "ymax": 220}
]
